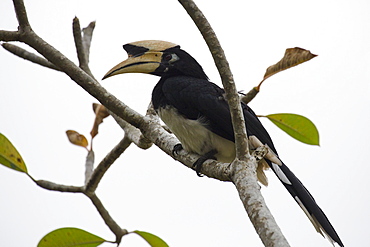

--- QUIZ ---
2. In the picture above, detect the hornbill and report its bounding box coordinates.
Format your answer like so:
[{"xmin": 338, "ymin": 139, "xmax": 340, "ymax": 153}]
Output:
[{"xmin": 103, "ymin": 40, "xmax": 344, "ymax": 247}]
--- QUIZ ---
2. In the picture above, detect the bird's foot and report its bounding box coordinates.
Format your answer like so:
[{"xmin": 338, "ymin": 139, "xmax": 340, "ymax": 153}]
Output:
[
  {"xmin": 193, "ymin": 150, "xmax": 217, "ymax": 177},
  {"xmin": 172, "ymin": 143, "xmax": 183, "ymax": 156}
]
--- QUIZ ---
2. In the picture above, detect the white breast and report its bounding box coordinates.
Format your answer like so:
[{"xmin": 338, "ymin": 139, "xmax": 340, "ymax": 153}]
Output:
[{"xmin": 157, "ymin": 106, "xmax": 235, "ymax": 163}]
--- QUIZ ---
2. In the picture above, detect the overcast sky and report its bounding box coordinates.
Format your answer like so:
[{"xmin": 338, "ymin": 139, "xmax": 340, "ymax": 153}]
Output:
[{"xmin": 1, "ymin": 0, "xmax": 369, "ymax": 246}]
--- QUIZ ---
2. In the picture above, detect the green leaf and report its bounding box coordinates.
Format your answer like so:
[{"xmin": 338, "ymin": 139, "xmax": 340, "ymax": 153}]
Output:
[
  {"xmin": 37, "ymin": 227, "xmax": 105, "ymax": 247},
  {"xmin": 133, "ymin": 230, "xmax": 169, "ymax": 247},
  {"xmin": 0, "ymin": 133, "xmax": 27, "ymax": 173},
  {"xmin": 264, "ymin": 113, "xmax": 320, "ymax": 145}
]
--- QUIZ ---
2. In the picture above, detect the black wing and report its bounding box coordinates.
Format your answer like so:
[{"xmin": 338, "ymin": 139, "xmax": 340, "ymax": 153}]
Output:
[{"xmin": 160, "ymin": 76, "xmax": 277, "ymax": 153}]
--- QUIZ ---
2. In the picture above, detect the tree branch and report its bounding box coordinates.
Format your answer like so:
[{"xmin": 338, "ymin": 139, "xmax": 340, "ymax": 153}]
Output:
[
  {"xmin": 34, "ymin": 180, "xmax": 84, "ymax": 193},
  {"xmin": 87, "ymin": 192, "xmax": 128, "ymax": 244},
  {"xmin": 232, "ymin": 155, "xmax": 290, "ymax": 246},
  {"xmin": 13, "ymin": 0, "xmax": 31, "ymax": 30},
  {"xmin": 178, "ymin": 0, "xmax": 249, "ymax": 159},
  {"xmin": 19, "ymin": 25, "xmax": 230, "ymax": 182},
  {"xmin": 178, "ymin": 1, "xmax": 290, "ymax": 246},
  {"xmin": 241, "ymin": 87, "xmax": 259, "ymax": 105},
  {"xmin": 72, "ymin": 17, "xmax": 95, "ymax": 80},
  {"xmin": 0, "ymin": 30, "xmax": 20, "ymax": 41},
  {"xmin": 85, "ymin": 136, "xmax": 132, "ymax": 192},
  {"xmin": 85, "ymin": 150, "xmax": 95, "ymax": 185},
  {"xmin": 1, "ymin": 43, "xmax": 62, "ymax": 71},
  {"xmin": 143, "ymin": 103, "xmax": 232, "ymax": 180},
  {"xmin": 82, "ymin": 21, "xmax": 95, "ymax": 64},
  {"xmin": 32, "ymin": 136, "xmax": 129, "ymax": 243},
  {"xmin": 109, "ymin": 111, "xmax": 152, "ymax": 150}
]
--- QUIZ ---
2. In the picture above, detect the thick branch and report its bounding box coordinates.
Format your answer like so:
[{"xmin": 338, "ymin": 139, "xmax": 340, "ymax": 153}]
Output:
[
  {"xmin": 143, "ymin": 103, "xmax": 231, "ymax": 180},
  {"xmin": 178, "ymin": 1, "xmax": 290, "ymax": 246},
  {"xmin": 25, "ymin": 25, "xmax": 229, "ymax": 180},
  {"xmin": 232, "ymin": 158, "xmax": 290, "ymax": 247},
  {"xmin": 10, "ymin": 25, "xmax": 229, "ymax": 181}
]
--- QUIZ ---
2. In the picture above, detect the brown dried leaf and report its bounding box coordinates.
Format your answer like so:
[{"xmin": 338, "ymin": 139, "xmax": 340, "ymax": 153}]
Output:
[
  {"xmin": 66, "ymin": 130, "xmax": 88, "ymax": 148},
  {"xmin": 259, "ymin": 47, "xmax": 317, "ymax": 89},
  {"xmin": 90, "ymin": 103, "xmax": 110, "ymax": 138}
]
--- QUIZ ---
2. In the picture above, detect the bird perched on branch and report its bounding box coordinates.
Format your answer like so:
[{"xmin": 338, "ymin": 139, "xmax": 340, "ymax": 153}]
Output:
[{"xmin": 103, "ymin": 40, "xmax": 344, "ymax": 247}]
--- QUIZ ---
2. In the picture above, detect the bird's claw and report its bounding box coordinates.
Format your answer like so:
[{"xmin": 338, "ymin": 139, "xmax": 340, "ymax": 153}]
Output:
[
  {"xmin": 192, "ymin": 149, "xmax": 217, "ymax": 177},
  {"xmin": 192, "ymin": 159, "xmax": 204, "ymax": 177},
  {"xmin": 172, "ymin": 143, "xmax": 183, "ymax": 156}
]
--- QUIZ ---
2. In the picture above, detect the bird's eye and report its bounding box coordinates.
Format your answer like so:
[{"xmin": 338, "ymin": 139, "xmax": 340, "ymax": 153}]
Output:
[{"xmin": 164, "ymin": 54, "xmax": 172, "ymax": 61}]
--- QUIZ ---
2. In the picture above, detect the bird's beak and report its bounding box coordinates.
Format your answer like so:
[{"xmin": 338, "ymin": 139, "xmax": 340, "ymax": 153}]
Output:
[{"xmin": 102, "ymin": 51, "xmax": 163, "ymax": 80}]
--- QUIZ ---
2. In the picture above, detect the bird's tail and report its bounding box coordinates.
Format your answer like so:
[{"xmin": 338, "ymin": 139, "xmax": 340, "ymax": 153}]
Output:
[{"xmin": 269, "ymin": 161, "xmax": 344, "ymax": 247}]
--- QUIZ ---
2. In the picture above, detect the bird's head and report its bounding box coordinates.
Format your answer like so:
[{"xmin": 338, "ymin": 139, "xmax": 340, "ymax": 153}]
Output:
[{"xmin": 102, "ymin": 40, "xmax": 208, "ymax": 80}]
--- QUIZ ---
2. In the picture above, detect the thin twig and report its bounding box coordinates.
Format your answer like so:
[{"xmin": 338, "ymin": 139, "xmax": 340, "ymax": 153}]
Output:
[
  {"xmin": 13, "ymin": 0, "xmax": 31, "ymax": 29},
  {"xmin": 87, "ymin": 192, "xmax": 128, "ymax": 244},
  {"xmin": 240, "ymin": 87, "xmax": 259, "ymax": 105},
  {"xmin": 82, "ymin": 21, "xmax": 96, "ymax": 63},
  {"xmin": 85, "ymin": 150, "xmax": 95, "ymax": 185},
  {"xmin": 35, "ymin": 180, "xmax": 84, "ymax": 193},
  {"xmin": 72, "ymin": 17, "xmax": 86, "ymax": 66},
  {"xmin": 72, "ymin": 17, "xmax": 95, "ymax": 79},
  {"xmin": 2, "ymin": 43, "xmax": 62, "ymax": 71},
  {"xmin": 0, "ymin": 30, "xmax": 20, "ymax": 41},
  {"xmin": 85, "ymin": 136, "xmax": 132, "ymax": 192}
]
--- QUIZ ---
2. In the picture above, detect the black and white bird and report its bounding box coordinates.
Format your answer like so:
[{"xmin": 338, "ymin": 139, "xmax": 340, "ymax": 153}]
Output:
[{"xmin": 103, "ymin": 40, "xmax": 344, "ymax": 247}]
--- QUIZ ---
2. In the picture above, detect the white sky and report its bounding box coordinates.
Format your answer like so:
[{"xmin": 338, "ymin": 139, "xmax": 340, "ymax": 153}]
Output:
[{"xmin": 1, "ymin": 0, "xmax": 369, "ymax": 246}]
